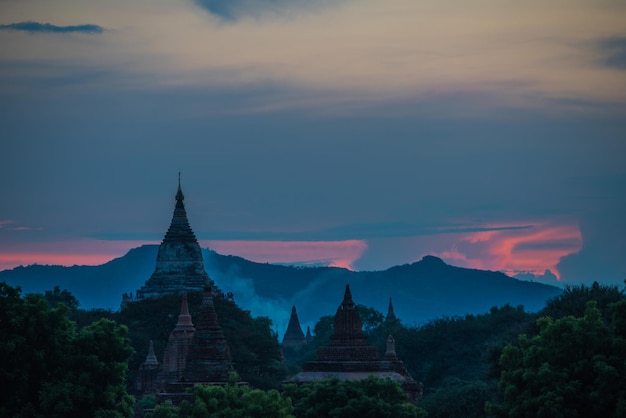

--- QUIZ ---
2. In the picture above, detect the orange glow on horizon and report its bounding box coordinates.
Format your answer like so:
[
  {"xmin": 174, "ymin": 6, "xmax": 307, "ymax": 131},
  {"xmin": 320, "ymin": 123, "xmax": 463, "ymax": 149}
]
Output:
[
  {"xmin": 0, "ymin": 239, "xmax": 160, "ymax": 272},
  {"xmin": 0, "ymin": 239, "xmax": 369, "ymax": 272}
]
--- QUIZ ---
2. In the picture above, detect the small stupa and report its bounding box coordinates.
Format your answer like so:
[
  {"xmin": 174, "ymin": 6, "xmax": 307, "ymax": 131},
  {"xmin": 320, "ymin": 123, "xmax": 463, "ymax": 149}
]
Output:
[{"xmin": 282, "ymin": 306, "xmax": 307, "ymax": 347}]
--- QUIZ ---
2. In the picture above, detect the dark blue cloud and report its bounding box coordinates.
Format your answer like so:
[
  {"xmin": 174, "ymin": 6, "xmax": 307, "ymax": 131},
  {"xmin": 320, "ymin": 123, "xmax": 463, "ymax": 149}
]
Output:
[
  {"xmin": 0, "ymin": 21, "xmax": 104, "ymax": 34},
  {"xmin": 194, "ymin": 0, "xmax": 334, "ymax": 21},
  {"xmin": 599, "ymin": 36, "xmax": 626, "ymax": 69}
]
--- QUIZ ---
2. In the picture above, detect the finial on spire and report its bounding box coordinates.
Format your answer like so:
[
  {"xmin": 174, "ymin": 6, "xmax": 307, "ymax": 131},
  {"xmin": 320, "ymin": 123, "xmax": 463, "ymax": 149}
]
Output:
[{"xmin": 176, "ymin": 171, "xmax": 184, "ymax": 202}]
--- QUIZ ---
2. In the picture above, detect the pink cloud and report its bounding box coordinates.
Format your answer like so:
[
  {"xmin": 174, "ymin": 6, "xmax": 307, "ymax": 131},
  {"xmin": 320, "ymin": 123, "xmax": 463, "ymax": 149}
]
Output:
[{"xmin": 426, "ymin": 220, "xmax": 582, "ymax": 280}]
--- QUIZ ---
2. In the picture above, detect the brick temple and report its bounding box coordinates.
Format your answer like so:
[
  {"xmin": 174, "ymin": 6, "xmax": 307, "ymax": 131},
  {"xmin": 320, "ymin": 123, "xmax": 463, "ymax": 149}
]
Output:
[
  {"xmin": 133, "ymin": 177, "xmax": 236, "ymax": 401},
  {"xmin": 137, "ymin": 289, "xmax": 235, "ymax": 400},
  {"xmin": 287, "ymin": 285, "xmax": 422, "ymax": 403}
]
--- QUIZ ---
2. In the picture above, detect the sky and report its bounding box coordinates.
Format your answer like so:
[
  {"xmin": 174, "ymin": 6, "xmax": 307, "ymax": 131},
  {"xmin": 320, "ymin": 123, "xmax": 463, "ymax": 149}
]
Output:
[{"xmin": 1, "ymin": 0, "xmax": 625, "ymax": 287}]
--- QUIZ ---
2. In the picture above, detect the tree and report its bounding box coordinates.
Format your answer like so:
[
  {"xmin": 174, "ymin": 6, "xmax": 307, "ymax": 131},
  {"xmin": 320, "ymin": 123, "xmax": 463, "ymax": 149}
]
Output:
[
  {"xmin": 283, "ymin": 377, "xmax": 427, "ymax": 418},
  {"xmin": 0, "ymin": 282, "xmax": 134, "ymax": 417},
  {"xmin": 148, "ymin": 373, "xmax": 294, "ymax": 418},
  {"xmin": 418, "ymin": 377, "xmax": 493, "ymax": 418},
  {"xmin": 538, "ymin": 281, "xmax": 624, "ymax": 325},
  {"xmin": 44, "ymin": 285, "xmax": 80, "ymax": 311},
  {"xmin": 487, "ymin": 301, "xmax": 626, "ymax": 417}
]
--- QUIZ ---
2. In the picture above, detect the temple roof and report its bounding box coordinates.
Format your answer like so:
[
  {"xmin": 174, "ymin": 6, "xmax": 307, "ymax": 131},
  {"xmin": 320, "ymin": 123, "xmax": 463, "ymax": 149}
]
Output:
[
  {"xmin": 327, "ymin": 284, "xmax": 370, "ymax": 348},
  {"xmin": 283, "ymin": 306, "xmax": 306, "ymax": 347},
  {"xmin": 312, "ymin": 284, "xmax": 379, "ymax": 362}
]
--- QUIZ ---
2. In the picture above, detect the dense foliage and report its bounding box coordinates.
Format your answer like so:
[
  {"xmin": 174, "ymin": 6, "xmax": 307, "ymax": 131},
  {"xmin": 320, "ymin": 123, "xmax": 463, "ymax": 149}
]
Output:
[
  {"xmin": 148, "ymin": 373, "xmax": 294, "ymax": 418},
  {"xmin": 283, "ymin": 377, "xmax": 427, "ymax": 418},
  {"xmin": 5, "ymin": 279, "xmax": 625, "ymax": 417},
  {"xmin": 487, "ymin": 300, "xmax": 626, "ymax": 417},
  {"xmin": 0, "ymin": 282, "xmax": 134, "ymax": 417}
]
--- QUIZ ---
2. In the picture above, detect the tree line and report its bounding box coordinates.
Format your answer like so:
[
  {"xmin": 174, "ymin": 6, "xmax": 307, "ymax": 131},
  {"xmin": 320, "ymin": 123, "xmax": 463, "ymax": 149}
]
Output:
[{"xmin": 1, "ymin": 280, "xmax": 624, "ymax": 417}]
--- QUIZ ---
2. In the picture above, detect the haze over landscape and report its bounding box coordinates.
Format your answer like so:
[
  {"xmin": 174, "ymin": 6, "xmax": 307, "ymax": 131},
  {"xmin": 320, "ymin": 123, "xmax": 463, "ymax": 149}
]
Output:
[{"xmin": 2, "ymin": 0, "xmax": 626, "ymax": 288}]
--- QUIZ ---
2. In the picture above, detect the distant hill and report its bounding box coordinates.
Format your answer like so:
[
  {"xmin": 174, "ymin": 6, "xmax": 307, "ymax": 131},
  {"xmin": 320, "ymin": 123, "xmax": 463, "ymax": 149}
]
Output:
[{"xmin": 0, "ymin": 246, "xmax": 562, "ymax": 329}]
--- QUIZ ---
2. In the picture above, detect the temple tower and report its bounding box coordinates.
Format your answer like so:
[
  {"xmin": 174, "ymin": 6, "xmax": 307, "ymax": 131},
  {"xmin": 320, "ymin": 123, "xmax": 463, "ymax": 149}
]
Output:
[
  {"xmin": 157, "ymin": 292, "xmax": 196, "ymax": 386},
  {"xmin": 282, "ymin": 306, "xmax": 307, "ymax": 347},
  {"xmin": 181, "ymin": 285, "xmax": 233, "ymax": 383},
  {"xmin": 136, "ymin": 175, "xmax": 213, "ymax": 300}
]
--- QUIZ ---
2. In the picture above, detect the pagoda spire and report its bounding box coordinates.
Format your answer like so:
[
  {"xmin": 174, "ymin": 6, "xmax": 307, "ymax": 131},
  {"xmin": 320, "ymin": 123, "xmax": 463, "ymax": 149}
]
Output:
[
  {"xmin": 165, "ymin": 174, "xmax": 194, "ymax": 244},
  {"xmin": 386, "ymin": 297, "xmax": 397, "ymax": 322},
  {"xmin": 134, "ymin": 174, "xmax": 214, "ymax": 300},
  {"xmin": 175, "ymin": 292, "xmax": 194, "ymax": 331},
  {"xmin": 176, "ymin": 171, "xmax": 184, "ymax": 202},
  {"xmin": 283, "ymin": 306, "xmax": 306, "ymax": 347},
  {"xmin": 341, "ymin": 284, "xmax": 354, "ymax": 308}
]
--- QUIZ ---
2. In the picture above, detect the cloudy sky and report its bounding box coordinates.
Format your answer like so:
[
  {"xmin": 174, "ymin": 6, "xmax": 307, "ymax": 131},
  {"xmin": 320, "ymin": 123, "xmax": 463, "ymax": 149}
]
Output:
[{"xmin": 1, "ymin": 0, "xmax": 625, "ymax": 286}]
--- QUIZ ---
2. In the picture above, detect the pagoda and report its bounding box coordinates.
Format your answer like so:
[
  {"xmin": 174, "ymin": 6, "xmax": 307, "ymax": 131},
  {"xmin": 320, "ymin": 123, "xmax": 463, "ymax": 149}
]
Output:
[
  {"xmin": 181, "ymin": 285, "xmax": 233, "ymax": 383},
  {"xmin": 287, "ymin": 285, "xmax": 422, "ymax": 403},
  {"xmin": 135, "ymin": 175, "xmax": 213, "ymax": 300},
  {"xmin": 282, "ymin": 306, "xmax": 307, "ymax": 347}
]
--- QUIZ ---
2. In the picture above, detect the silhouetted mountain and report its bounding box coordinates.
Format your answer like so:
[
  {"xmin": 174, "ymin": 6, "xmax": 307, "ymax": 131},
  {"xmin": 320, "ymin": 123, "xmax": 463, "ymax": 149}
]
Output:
[
  {"xmin": 0, "ymin": 245, "xmax": 157, "ymax": 309},
  {"xmin": 0, "ymin": 246, "xmax": 562, "ymax": 326}
]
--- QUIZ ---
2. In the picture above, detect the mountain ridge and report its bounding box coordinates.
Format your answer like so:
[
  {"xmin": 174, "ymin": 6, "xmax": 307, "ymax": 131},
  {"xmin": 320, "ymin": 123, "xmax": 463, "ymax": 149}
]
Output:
[{"xmin": 0, "ymin": 245, "xmax": 562, "ymax": 329}]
